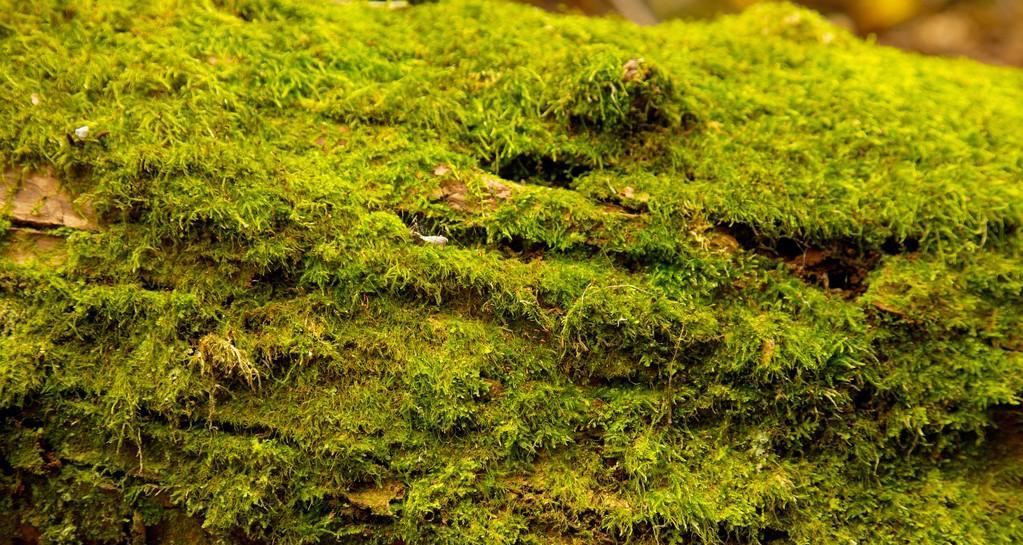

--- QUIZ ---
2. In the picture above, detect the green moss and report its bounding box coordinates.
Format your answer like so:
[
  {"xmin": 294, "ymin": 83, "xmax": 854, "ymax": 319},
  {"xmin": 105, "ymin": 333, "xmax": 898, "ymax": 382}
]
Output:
[{"xmin": 1, "ymin": 0, "xmax": 1022, "ymax": 543}]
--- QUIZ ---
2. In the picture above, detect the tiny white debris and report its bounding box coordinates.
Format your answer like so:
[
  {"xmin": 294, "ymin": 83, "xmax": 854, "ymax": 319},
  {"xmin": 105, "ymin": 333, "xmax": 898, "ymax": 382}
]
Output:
[
  {"xmin": 74, "ymin": 125, "xmax": 89, "ymax": 139},
  {"xmin": 30, "ymin": 93, "xmax": 41, "ymax": 106},
  {"xmin": 418, "ymin": 234, "xmax": 448, "ymax": 246}
]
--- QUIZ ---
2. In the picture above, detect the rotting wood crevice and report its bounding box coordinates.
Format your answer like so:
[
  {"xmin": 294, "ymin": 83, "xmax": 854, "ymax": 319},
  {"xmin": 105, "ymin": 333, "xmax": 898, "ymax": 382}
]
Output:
[{"xmin": 715, "ymin": 222, "xmax": 908, "ymax": 296}]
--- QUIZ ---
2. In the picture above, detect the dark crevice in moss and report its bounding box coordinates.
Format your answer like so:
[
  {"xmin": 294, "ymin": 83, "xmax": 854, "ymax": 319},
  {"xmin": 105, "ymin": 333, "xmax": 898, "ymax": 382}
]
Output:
[
  {"xmin": 718, "ymin": 222, "xmax": 885, "ymax": 295},
  {"xmin": 5, "ymin": 218, "xmax": 64, "ymax": 232},
  {"xmin": 990, "ymin": 406, "xmax": 1023, "ymax": 455},
  {"xmin": 881, "ymin": 235, "xmax": 921, "ymax": 255},
  {"xmin": 249, "ymin": 264, "xmax": 301, "ymax": 294},
  {"xmin": 753, "ymin": 525, "xmax": 790, "ymax": 543},
  {"xmin": 139, "ymin": 408, "xmax": 281, "ymax": 440},
  {"xmin": 494, "ymin": 234, "xmax": 549, "ymax": 262},
  {"xmin": 398, "ymin": 208, "xmax": 680, "ymax": 275},
  {"xmin": 493, "ymin": 153, "xmax": 593, "ymax": 188}
]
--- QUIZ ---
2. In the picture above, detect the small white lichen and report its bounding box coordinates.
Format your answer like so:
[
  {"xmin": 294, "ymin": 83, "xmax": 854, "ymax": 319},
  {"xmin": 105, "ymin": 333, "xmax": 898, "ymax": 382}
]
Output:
[{"xmin": 74, "ymin": 125, "xmax": 89, "ymax": 139}]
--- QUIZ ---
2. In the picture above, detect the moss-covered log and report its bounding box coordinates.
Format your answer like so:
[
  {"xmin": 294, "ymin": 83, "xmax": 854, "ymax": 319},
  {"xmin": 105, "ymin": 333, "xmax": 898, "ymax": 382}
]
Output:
[{"xmin": 2, "ymin": 1, "xmax": 1022, "ymax": 543}]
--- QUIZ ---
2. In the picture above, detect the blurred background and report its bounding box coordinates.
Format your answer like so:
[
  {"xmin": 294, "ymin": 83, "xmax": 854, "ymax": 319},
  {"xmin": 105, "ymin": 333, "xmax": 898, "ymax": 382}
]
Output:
[{"xmin": 522, "ymin": 0, "xmax": 1023, "ymax": 66}]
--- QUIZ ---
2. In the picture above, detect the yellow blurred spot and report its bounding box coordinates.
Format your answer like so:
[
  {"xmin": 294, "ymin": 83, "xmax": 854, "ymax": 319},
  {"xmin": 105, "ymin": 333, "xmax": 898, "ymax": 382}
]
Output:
[{"xmin": 848, "ymin": 0, "xmax": 923, "ymax": 32}]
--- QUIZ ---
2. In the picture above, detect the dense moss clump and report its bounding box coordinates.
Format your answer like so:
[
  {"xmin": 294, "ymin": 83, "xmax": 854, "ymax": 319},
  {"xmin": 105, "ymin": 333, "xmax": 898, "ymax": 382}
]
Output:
[{"xmin": 1, "ymin": 0, "xmax": 1022, "ymax": 543}]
